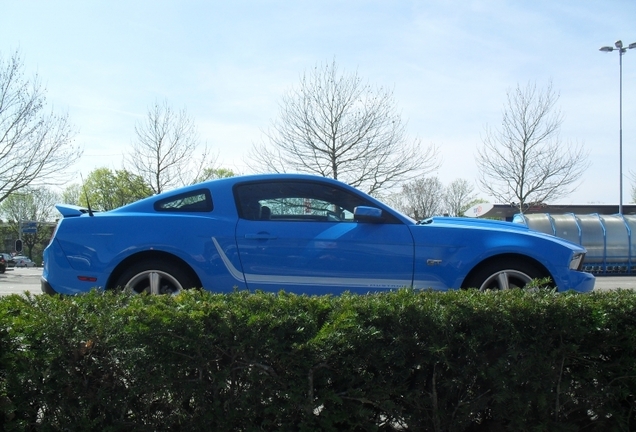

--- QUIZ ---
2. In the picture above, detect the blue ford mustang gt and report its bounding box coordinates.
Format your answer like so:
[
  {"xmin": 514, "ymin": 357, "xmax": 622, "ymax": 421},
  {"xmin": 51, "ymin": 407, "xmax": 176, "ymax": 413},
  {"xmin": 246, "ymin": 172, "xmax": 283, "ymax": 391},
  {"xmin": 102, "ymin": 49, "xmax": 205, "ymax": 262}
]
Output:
[{"xmin": 42, "ymin": 174, "xmax": 594, "ymax": 295}]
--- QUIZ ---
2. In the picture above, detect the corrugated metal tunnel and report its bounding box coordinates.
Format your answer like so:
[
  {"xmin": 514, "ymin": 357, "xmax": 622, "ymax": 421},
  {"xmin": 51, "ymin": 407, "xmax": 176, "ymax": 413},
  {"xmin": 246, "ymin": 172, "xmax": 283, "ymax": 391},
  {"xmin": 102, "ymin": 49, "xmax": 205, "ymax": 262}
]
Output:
[{"xmin": 513, "ymin": 213, "xmax": 636, "ymax": 275}]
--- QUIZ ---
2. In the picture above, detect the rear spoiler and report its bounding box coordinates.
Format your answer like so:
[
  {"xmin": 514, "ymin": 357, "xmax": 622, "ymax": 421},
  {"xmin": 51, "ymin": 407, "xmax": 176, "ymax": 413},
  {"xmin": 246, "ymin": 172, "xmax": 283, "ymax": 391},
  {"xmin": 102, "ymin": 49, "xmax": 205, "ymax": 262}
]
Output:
[{"xmin": 55, "ymin": 204, "xmax": 97, "ymax": 218}]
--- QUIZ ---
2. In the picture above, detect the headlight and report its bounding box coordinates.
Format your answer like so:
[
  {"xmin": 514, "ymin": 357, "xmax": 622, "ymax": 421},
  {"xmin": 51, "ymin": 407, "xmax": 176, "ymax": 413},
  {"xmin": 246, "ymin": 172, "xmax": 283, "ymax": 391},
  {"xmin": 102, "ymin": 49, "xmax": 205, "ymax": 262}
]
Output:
[{"xmin": 570, "ymin": 253, "xmax": 585, "ymax": 270}]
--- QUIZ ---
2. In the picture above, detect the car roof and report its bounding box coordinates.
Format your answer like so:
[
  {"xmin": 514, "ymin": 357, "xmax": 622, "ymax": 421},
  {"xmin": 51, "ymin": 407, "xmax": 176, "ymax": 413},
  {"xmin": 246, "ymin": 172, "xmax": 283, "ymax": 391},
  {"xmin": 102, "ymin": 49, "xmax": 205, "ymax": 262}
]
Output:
[
  {"xmin": 115, "ymin": 173, "xmax": 403, "ymax": 213},
  {"xmin": 54, "ymin": 173, "xmax": 416, "ymax": 225}
]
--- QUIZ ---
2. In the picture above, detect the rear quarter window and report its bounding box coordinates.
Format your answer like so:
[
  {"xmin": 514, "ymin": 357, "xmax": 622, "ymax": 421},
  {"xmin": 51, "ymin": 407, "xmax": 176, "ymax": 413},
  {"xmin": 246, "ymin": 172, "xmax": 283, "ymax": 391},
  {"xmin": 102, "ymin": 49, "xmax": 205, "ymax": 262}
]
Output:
[{"xmin": 154, "ymin": 189, "xmax": 213, "ymax": 212}]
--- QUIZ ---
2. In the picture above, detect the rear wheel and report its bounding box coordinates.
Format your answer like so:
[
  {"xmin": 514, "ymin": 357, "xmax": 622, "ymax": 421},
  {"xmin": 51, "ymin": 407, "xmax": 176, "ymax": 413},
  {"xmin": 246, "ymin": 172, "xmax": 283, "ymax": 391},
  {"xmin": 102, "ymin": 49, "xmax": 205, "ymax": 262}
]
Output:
[
  {"xmin": 114, "ymin": 259, "xmax": 197, "ymax": 295},
  {"xmin": 463, "ymin": 259, "xmax": 549, "ymax": 291}
]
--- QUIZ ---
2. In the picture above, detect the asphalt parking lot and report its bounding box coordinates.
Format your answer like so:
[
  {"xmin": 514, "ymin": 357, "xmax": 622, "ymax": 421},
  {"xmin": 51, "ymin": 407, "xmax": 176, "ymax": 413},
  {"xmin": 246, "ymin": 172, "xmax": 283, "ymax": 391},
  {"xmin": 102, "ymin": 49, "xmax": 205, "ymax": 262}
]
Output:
[
  {"xmin": 1, "ymin": 267, "xmax": 635, "ymax": 296},
  {"xmin": 0, "ymin": 267, "xmax": 44, "ymax": 296}
]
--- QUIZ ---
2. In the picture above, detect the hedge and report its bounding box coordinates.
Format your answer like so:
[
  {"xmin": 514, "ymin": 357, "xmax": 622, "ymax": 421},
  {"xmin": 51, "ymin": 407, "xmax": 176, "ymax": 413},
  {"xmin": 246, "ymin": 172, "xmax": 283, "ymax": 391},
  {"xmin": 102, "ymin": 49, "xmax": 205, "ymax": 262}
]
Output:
[{"xmin": 0, "ymin": 288, "xmax": 635, "ymax": 431}]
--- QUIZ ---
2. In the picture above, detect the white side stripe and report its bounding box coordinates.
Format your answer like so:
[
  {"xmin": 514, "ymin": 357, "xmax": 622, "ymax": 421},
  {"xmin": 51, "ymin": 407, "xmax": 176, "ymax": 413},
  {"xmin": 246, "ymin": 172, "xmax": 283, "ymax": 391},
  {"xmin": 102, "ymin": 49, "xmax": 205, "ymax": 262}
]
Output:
[{"xmin": 212, "ymin": 237, "xmax": 411, "ymax": 289}]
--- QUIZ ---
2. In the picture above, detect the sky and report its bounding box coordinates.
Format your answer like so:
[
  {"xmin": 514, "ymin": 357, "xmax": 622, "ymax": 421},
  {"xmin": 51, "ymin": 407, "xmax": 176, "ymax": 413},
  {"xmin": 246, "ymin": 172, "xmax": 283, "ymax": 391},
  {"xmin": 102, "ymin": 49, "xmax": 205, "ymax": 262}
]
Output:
[{"xmin": 1, "ymin": 0, "xmax": 635, "ymax": 205}]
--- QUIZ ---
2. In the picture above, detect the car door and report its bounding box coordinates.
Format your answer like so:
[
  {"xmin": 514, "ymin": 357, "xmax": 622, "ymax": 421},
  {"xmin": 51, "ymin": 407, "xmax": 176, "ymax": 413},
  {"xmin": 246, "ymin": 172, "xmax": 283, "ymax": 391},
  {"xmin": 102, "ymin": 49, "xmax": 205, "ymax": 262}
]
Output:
[{"xmin": 234, "ymin": 180, "xmax": 415, "ymax": 294}]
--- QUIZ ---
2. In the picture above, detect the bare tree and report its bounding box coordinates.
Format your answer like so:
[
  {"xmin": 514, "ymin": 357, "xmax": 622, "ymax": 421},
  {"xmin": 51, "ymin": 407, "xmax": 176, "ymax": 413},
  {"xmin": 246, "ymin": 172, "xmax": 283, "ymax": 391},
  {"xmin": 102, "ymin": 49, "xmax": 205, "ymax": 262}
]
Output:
[
  {"xmin": 126, "ymin": 100, "xmax": 217, "ymax": 194},
  {"xmin": 476, "ymin": 81, "xmax": 588, "ymax": 212},
  {"xmin": 0, "ymin": 50, "xmax": 81, "ymax": 204},
  {"xmin": 628, "ymin": 171, "xmax": 636, "ymax": 204},
  {"xmin": 444, "ymin": 178, "xmax": 478, "ymax": 217},
  {"xmin": 393, "ymin": 177, "xmax": 445, "ymax": 220},
  {"xmin": 248, "ymin": 60, "xmax": 438, "ymax": 195}
]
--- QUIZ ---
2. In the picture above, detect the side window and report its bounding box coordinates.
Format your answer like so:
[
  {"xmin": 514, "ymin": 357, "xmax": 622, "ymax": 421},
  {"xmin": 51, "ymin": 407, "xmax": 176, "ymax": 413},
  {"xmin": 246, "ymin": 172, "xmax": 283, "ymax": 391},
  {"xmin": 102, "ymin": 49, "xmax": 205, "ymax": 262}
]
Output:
[
  {"xmin": 154, "ymin": 189, "xmax": 213, "ymax": 212},
  {"xmin": 234, "ymin": 180, "xmax": 398, "ymax": 223},
  {"xmin": 257, "ymin": 197, "xmax": 348, "ymax": 221}
]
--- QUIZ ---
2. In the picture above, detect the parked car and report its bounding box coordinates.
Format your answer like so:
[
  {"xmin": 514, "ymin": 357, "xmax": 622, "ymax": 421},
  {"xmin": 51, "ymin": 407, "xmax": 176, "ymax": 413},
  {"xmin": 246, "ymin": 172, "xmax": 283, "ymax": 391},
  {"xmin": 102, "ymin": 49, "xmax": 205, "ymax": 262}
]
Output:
[
  {"xmin": 41, "ymin": 174, "xmax": 595, "ymax": 295},
  {"xmin": 0, "ymin": 253, "xmax": 15, "ymax": 268},
  {"xmin": 14, "ymin": 256, "xmax": 36, "ymax": 267}
]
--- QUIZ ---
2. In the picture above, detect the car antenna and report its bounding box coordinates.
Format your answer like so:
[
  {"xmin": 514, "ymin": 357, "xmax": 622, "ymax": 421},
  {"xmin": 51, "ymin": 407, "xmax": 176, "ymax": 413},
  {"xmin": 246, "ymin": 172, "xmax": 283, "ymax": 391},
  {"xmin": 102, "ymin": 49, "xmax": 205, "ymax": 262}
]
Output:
[{"xmin": 80, "ymin": 174, "xmax": 94, "ymax": 217}]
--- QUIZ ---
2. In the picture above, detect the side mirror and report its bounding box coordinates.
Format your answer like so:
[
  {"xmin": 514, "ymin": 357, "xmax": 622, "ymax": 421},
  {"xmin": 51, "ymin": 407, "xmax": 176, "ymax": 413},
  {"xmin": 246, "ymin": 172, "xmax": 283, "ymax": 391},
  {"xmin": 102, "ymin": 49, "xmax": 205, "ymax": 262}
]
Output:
[{"xmin": 354, "ymin": 206, "xmax": 383, "ymax": 223}]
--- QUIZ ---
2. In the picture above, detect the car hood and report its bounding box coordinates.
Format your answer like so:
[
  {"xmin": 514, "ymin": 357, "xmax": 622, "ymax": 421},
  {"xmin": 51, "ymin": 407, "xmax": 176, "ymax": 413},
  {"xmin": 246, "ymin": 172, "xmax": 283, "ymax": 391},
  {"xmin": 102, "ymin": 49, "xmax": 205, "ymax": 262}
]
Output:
[
  {"xmin": 418, "ymin": 216, "xmax": 530, "ymax": 231},
  {"xmin": 418, "ymin": 217, "xmax": 585, "ymax": 251}
]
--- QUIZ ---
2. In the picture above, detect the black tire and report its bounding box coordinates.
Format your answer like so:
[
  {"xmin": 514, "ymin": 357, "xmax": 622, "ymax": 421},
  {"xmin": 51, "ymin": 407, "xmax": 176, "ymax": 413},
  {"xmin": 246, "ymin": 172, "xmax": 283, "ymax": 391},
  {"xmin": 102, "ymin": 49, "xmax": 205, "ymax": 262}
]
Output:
[
  {"xmin": 114, "ymin": 259, "xmax": 197, "ymax": 295},
  {"xmin": 463, "ymin": 259, "xmax": 549, "ymax": 291}
]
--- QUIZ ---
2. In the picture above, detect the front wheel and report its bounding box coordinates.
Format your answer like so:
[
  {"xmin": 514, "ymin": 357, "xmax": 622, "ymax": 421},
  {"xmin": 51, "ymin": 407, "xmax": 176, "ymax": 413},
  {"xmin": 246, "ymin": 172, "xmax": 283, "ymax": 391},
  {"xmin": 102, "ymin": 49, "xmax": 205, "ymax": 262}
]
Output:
[
  {"xmin": 114, "ymin": 259, "xmax": 197, "ymax": 295},
  {"xmin": 463, "ymin": 259, "xmax": 549, "ymax": 291}
]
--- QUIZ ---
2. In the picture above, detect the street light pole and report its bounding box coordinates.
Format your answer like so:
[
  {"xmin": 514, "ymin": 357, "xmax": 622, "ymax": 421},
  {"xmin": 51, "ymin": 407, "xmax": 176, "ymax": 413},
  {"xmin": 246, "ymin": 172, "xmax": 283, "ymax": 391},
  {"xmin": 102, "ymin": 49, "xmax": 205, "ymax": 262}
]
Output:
[{"xmin": 600, "ymin": 40, "xmax": 636, "ymax": 215}]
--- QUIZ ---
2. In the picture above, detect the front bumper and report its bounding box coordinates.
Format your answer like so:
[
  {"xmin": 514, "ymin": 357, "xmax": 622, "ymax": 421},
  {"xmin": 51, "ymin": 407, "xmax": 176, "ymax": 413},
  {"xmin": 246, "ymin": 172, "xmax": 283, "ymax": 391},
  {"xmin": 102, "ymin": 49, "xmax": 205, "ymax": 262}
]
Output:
[{"xmin": 561, "ymin": 270, "xmax": 595, "ymax": 293}]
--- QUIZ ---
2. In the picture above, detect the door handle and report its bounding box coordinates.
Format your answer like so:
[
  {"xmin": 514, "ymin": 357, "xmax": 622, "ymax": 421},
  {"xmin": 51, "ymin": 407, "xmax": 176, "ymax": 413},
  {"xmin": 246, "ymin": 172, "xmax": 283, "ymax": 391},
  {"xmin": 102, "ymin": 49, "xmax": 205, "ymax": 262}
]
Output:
[{"xmin": 244, "ymin": 233, "xmax": 277, "ymax": 240}]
